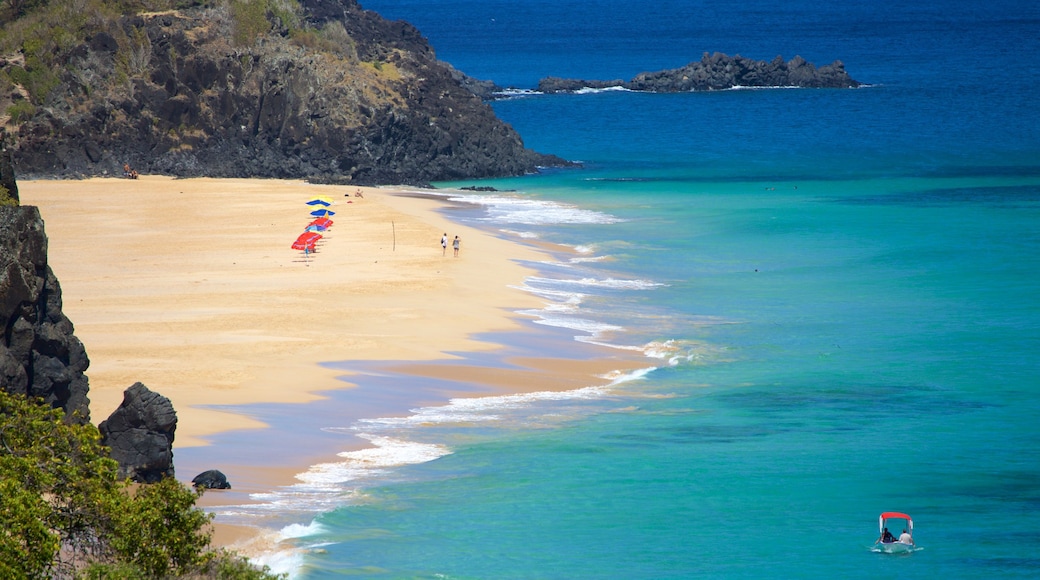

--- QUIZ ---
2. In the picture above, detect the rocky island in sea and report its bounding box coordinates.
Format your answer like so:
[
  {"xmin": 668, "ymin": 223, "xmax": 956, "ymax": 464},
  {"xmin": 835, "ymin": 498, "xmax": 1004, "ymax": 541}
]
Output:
[{"xmin": 535, "ymin": 52, "xmax": 860, "ymax": 95}]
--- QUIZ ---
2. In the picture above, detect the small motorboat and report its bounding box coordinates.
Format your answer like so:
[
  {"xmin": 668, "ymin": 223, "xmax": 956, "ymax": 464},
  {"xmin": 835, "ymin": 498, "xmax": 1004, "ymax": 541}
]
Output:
[{"xmin": 873, "ymin": 511, "xmax": 916, "ymax": 553}]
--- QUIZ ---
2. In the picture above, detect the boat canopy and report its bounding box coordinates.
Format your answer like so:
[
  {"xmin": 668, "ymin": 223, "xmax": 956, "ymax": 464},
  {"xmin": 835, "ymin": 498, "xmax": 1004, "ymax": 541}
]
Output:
[{"xmin": 878, "ymin": 512, "xmax": 914, "ymax": 534}]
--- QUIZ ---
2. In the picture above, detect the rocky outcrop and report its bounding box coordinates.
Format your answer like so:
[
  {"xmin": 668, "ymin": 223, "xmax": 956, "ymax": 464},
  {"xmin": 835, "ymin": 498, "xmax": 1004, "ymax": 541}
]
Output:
[
  {"xmin": 191, "ymin": 469, "xmax": 231, "ymax": 490},
  {"xmin": 537, "ymin": 53, "xmax": 860, "ymax": 94},
  {"xmin": 2, "ymin": 163, "xmax": 181, "ymax": 481},
  {"xmin": 0, "ymin": 205, "xmax": 90, "ymax": 422},
  {"xmin": 4, "ymin": 0, "xmax": 565, "ymax": 185},
  {"xmin": 98, "ymin": 382, "xmax": 177, "ymax": 483}
]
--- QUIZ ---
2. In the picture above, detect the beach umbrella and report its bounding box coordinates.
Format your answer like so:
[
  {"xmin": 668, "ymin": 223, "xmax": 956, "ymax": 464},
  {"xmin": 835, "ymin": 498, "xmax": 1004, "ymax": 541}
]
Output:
[
  {"xmin": 292, "ymin": 231, "xmax": 323, "ymax": 251},
  {"xmin": 306, "ymin": 198, "xmax": 332, "ymax": 207},
  {"xmin": 305, "ymin": 224, "xmax": 327, "ymax": 232},
  {"xmin": 309, "ymin": 208, "xmax": 336, "ymax": 217},
  {"xmin": 308, "ymin": 217, "xmax": 333, "ymax": 229}
]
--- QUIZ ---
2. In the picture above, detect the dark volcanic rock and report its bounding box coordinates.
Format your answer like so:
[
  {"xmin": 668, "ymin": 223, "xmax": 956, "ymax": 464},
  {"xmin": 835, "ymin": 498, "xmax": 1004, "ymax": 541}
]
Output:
[
  {"xmin": 99, "ymin": 382, "xmax": 177, "ymax": 483},
  {"xmin": 0, "ymin": 205, "xmax": 90, "ymax": 421},
  {"xmin": 191, "ymin": 469, "xmax": 232, "ymax": 490},
  {"xmin": 5, "ymin": 1, "xmax": 563, "ymax": 185},
  {"xmin": 537, "ymin": 52, "xmax": 860, "ymax": 94},
  {"xmin": 536, "ymin": 77, "xmax": 626, "ymax": 93},
  {"xmin": 0, "ymin": 129, "xmax": 17, "ymax": 203}
]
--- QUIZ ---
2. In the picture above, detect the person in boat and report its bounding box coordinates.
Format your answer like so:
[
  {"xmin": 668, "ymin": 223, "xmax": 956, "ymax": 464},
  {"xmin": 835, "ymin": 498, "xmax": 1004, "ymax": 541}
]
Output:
[
  {"xmin": 878, "ymin": 527, "xmax": 896, "ymax": 543},
  {"xmin": 898, "ymin": 529, "xmax": 914, "ymax": 545}
]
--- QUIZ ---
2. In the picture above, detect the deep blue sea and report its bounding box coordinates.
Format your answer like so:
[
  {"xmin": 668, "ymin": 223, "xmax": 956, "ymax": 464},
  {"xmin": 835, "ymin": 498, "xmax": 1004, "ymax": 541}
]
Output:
[{"xmin": 185, "ymin": 0, "xmax": 1040, "ymax": 577}]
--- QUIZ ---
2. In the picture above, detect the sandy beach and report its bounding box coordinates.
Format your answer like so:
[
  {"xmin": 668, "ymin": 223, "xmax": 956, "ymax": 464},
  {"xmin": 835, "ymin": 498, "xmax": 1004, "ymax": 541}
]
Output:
[{"xmin": 20, "ymin": 176, "xmax": 648, "ymax": 548}]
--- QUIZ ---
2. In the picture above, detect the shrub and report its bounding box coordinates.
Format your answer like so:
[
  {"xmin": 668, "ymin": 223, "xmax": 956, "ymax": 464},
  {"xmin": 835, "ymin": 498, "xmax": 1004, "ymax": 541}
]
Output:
[{"xmin": 0, "ymin": 391, "xmax": 282, "ymax": 578}]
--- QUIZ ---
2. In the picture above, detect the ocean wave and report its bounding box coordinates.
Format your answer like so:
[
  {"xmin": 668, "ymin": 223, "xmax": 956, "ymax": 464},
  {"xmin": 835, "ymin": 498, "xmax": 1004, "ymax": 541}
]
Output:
[
  {"xmin": 526, "ymin": 275, "xmax": 664, "ymax": 290},
  {"xmin": 354, "ymin": 385, "xmax": 616, "ymax": 431},
  {"xmin": 444, "ymin": 193, "xmax": 622, "ymax": 225},
  {"xmin": 294, "ymin": 435, "xmax": 453, "ymax": 487},
  {"xmin": 725, "ymin": 84, "xmax": 803, "ymax": 91},
  {"xmin": 491, "ymin": 88, "xmax": 543, "ymax": 98},
  {"xmin": 529, "ymin": 313, "xmax": 624, "ymax": 337},
  {"xmin": 499, "ymin": 228, "xmax": 541, "ymax": 239},
  {"xmin": 571, "ymin": 85, "xmax": 633, "ymax": 95},
  {"xmin": 511, "ymin": 282, "xmax": 587, "ymax": 306}
]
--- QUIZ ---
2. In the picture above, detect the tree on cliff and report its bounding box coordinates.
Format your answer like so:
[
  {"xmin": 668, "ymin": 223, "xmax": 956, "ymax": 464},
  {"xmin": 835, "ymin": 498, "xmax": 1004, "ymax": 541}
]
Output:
[{"xmin": 0, "ymin": 390, "xmax": 281, "ymax": 579}]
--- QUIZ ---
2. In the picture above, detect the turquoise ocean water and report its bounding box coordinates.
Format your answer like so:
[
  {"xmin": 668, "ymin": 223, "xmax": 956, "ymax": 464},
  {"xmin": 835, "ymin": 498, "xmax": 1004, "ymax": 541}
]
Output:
[{"xmin": 180, "ymin": 0, "xmax": 1040, "ymax": 577}]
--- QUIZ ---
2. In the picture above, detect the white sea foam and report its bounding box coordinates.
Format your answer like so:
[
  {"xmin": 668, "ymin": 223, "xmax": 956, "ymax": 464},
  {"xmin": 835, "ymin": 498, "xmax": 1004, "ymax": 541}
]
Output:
[
  {"xmin": 726, "ymin": 84, "xmax": 802, "ymax": 91},
  {"xmin": 531, "ymin": 314, "xmax": 623, "ymax": 336},
  {"xmin": 512, "ymin": 281, "xmax": 587, "ymax": 305},
  {"xmin": 499, "ymin": 228, "xmax": 541, "ymax": 239},
  {"xmin": 278, "ymin": 521, "xmax": 327, "ymax": 540},
  {"xmin": 492, "ymin": 88, "xmax": 543, "ymax": 98},
  {"xmin": 569, "ymin": 254, "xmax": 610, "ymax": 264},
  {"xmin": 599, "ymin": 366, "xmax": 657, "ymax": 386},
  {"xmin": 294, "ymin": 435, "xmax": 452, "ymax": 487},
  {"xmin": 445, "ymin": 193, "xmax": 621, "ymax": 225},
  {"xmin": 572, "ymin": 85, "xmax": 633, "ymax": 94},
  {"xmin": 251, "ymin": 547, "xmax": 307, "ymax": 579},
  {"xmin": 526, "ymin": 275, "xmax": 664, "ymax": 290},
  {"xmin": 354, "ymin": 385, "xmax": 615, "ymax": 431}
]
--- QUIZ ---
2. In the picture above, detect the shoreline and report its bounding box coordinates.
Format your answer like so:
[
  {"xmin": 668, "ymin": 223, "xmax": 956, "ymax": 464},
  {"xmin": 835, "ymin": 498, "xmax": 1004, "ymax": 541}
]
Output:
[
  {"xmin": 21, "ymin": 176, "xmax": 553, "ymax": 447},
  {"xmin": 20, "ymin": 176, "xmax": 651, "ymax": 556}
]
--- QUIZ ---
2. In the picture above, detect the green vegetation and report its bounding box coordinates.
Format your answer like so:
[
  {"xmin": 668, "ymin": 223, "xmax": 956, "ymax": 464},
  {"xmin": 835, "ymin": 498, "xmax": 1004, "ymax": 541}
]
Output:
[
  {"xmin": 0, "ymin": 0, "xmax": 309, "ymax": 107},
  {"xmin": 230, "ymin": 0, "xmax": 303, "ymax": 47},
  {"xmin": 0, "ymin": 390, "xmax": 282, "ymax": 579},
  {"xmin": 0, "ymin": 184, "xmax": 15, "ymax": 206}
]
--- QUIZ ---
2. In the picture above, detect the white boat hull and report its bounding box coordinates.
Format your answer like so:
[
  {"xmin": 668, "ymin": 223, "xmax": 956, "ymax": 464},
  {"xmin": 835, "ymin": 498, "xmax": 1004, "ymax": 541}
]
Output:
[{"xmin": 875, "ymin": 541, "xmax": 914, "ymax": 553}]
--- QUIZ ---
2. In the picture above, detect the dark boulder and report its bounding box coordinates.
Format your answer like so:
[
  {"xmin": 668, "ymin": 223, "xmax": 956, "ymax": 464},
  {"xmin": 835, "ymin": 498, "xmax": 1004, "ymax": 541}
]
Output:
[
  {"xmin": 191, "ymin": 469, "xmax": 232, "ymax": 490},
  {"xmin": 99, "ymin": 382, "xmax": 177, "ymax": 483}
]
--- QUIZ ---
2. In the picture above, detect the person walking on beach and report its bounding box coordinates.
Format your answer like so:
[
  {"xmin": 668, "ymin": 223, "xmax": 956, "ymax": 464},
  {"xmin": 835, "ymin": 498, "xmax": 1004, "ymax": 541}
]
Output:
[
  {"xmin": 453, "ymin": 235, "xmax": 460, "ymax": 257},
  {"xmin": 441, "ymin": 233, "xmax": 448, "ymax": 256}
]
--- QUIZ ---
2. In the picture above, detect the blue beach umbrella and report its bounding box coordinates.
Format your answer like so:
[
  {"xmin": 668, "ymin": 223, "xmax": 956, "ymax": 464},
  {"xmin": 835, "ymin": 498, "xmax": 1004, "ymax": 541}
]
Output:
[
  {"xmin": 306, "ymin": 199, "xmax": 332, "ymax": 207},
  {"xmin": 309, "ymin": 209, "xmax": 336, "ymax": 217}
]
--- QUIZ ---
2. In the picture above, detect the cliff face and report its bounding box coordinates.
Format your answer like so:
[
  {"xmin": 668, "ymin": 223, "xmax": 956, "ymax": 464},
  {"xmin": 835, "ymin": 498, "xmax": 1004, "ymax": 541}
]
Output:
[
  {"xmin": 4, "ymin": 0, "xmax": 558, "ymax": 185},
  {"xmin": 0, "ymin": 205, "xmax": 90, "ymax": 422}
]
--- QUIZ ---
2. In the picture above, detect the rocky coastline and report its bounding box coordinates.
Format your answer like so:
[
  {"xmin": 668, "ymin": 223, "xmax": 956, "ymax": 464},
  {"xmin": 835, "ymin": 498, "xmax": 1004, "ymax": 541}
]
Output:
[{"xmin": 1, "ymin": 0, "xmax": 567, "ymax": 186}]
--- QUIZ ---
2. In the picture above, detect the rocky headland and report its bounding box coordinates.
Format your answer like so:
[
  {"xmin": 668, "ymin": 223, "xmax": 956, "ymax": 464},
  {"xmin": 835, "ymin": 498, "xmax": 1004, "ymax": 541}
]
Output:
[{"xmin": 0, "ymin": 0, "xmax": 566, "ymax": 185}]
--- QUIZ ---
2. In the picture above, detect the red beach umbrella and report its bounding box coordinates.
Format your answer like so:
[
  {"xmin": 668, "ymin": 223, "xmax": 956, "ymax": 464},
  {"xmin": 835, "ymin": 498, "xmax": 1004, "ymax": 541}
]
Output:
[
  {"xmin": 308, "ymin": 217, "xmax": 333, "ymax": 229},
  {"xmin": 291, "ymin": 231, "xmax": 323, "ymax": 251}
]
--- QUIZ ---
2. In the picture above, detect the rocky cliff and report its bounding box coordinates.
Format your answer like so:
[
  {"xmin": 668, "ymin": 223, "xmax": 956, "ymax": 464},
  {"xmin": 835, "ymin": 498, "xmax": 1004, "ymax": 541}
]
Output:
[
  {"xmin": 1, "ymin": 0, "xmax": 563, "ymax": 185},
  {"xmin": 0, "ymin": 204, "xmax": 91, "ymax": 422},
  {"xmin": 537, "ymin": 52, "xmax": 860, "ymax": 94},
  {"xmin": 1, "ymin": 161, "xmax": 177, "ymax": 481}
]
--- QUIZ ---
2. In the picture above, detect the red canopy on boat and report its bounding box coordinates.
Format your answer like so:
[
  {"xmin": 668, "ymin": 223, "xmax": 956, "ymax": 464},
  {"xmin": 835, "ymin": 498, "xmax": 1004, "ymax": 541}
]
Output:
[{"xmin": 878, "ymin": 512, "xmax": 913, "ymax": 533}]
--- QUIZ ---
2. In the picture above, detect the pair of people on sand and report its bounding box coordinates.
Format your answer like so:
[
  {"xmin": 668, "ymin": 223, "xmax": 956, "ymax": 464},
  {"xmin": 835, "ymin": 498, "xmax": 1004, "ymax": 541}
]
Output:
[{"xmin": 441, "ymin": 233, "xmax": 460, "ymax": 257}]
